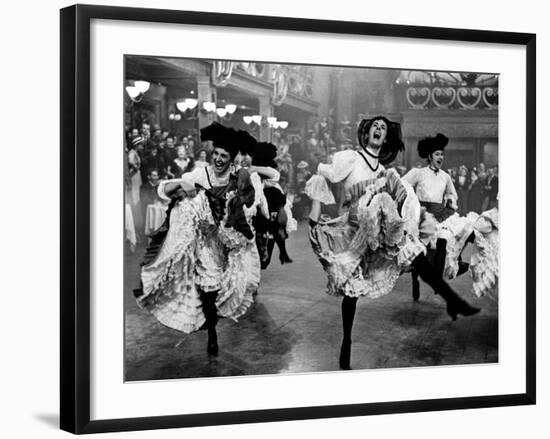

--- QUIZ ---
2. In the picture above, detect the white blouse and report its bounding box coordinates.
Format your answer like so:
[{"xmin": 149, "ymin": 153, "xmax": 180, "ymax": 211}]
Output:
[
  {"xmin": 402, "ymin": 167, "xmax": 458, "ymax": 208},
  {"xmin": 317, "ymin": 149, "xmax": 384, "ymax": 190}
]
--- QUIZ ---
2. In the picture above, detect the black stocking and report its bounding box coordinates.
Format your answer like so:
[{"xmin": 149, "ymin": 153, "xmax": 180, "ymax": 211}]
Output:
[
  {"xmin": 340, "ymin": 296, "xmax": 358, "ymax": 369},
  {"xmin": 200, "ymin": 290, "xmax": 219, "ymax": 355},
  {"xmin": 275, "ymin": 229, "xmax": 292, "ymax": 263},
  {"xmin": 412, "ymin": 253, "xmax": 480, "ymax": 320}
]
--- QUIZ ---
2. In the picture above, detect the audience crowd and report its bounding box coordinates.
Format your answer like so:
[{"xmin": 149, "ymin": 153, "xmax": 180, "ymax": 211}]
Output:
[{"xmin": 124, "ymin": 118, "xmax": 498, "ymax": 244}]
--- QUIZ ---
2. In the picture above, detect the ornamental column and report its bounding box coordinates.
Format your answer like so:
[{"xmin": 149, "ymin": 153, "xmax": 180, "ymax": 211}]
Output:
[
  {"xmin": 258, "ymin": 94, "xmax": 272, "ymax": 142},
  {"xmin": 197, "ymin": 75, "xmax": 215, "ymax": 130}
]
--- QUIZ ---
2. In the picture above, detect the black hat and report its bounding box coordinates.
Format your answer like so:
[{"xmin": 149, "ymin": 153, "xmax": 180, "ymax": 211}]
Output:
[
  {"xmin": 252, "ymin": 142, "xmax": 278, "ymax": 169},
  {"xmin": 234, "ymin": 129, "xmax": 258, "ymax": 157},
  {"xmin": 417, "ymin": 133, "xmax": 449, "ymax": 159},
  {"xmin": 200, "ymin": 122, "xmax": 239, "ymax": 158},
  {"xmin": 357, "ymin": 116, "xmax": 404, "ymax": 165}
]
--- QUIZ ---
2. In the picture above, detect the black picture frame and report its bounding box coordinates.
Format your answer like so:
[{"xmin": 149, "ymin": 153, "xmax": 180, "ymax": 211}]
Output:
[{"xmin": 60, "ymin": 4, "xmax": 536, "ymax": 434}]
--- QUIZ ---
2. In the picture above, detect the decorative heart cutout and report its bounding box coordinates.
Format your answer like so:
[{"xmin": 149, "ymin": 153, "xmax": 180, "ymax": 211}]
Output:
[
  {"xmin": 406, "ymin": 87, "xmax": 431, "ymax": 109},
  {"xmin": 457, "ymin": 87, "xmax": 482, "ymax": 109},
  {"xmin": 431, "ymin": 87, "xmax": 457, "ymax": 109},
  {"xmin": 482, "ymin": 87, "xmax": 498, "ymax": 109}
]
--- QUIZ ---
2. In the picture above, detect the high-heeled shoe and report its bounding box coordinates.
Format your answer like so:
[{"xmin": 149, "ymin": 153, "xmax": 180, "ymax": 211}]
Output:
[
  {"xmin": 280, "ymin": 255, "xmax": 293, "ymax": 264},
  {"xmin": 339, "ymin": 340, "xmax": 352, "ymax": 370},
  {"xmin": 446, "ymin": 298, "xmax": 481, "ymax": 321}
]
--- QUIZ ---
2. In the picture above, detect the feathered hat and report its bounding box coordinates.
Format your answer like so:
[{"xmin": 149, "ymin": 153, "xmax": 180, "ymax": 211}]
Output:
[
  {"xmin": 252, "ymin": 142, "xmax": 278, "ymax": 169},
  {"xmin": 357, "ymin": 116, "xmax": 404, "ymax": 165},
  {"xmin": 199, "ymin": 122, "xmax": 240, "ymax": 158},
  {"xmin": 417, "ymin": 133, "xmax": 449, "ymax": 159}
]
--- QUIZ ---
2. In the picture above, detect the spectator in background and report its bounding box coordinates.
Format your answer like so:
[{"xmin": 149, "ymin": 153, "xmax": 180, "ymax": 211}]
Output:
[
  {"xmin": 292, "ymin": 161, "xmax": 312, "ymax": 220},
  {"xmin": 484, "ymin": 167, "xmax": 499, "ymax": 210},
  {"xmin": 477, "ymin": 162, "xmax": 488, "ymax": 209},
  {"xmin": 276, "ymin": 137, "xmax": 293, "ymax": 192},
  {"xmin": 456, "ymin": 165, "xmax": 469, "ymax": 216},
  {"xmin": 289, "ymin": 134, "xmax": 307, "ymax": 171},
  {"xmin": 188, "ymin": 136, "xmax": 196, "ymax": 157},
  {"xmin": 142, "ymin": 144, "xmax": 166, "ymax": 180},
  {"xmin": 194, "ymin": 148, "xmax": 210, "ymax": 168},
  {"xmin": 128, "ymin": 136, "xmax": 144, "ymax": 206},
  {"xmin": 167, "ymin": 146, "xmax": 194, "ymax": 178},
  {"xmin": 152, "ymin": 124, "xmax": 162, "ymax": 142},
  {"xmin": 140, "ymin": 123, "xmax": 151, "ymax": 141},
  {"xmin": 468, "ymin": 168, "xmax": 483, "ymax": 213},
  {"xmin": 140, "ymin": 168, "xmax": 164, "ymax": 218},
  {"xmin": 128, "ymin": 136, "xmax": 145, "ymax": 235},
  {"xmin": 163, "ymin": 136, "xmax": 177, "ymax": 164},
  {"xmin": 180, "ymin": 136, "xmax": 193, "ymax": 158}
]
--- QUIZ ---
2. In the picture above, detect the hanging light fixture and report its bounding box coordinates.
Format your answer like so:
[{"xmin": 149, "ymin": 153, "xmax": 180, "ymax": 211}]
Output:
[
  {"xmin": 184, "ymin": 98, "xmax": 198, "ymax": 110},
  {"xmin": 243, "ymin": 116, "xmax": 253, "ymax": 125},
  {"xmin": 202, "ymin": 102, "xmax": 217, "ymax": 112},
  {"xmin": 125, "ymin": 80, "xmax": 151, "ymax": 103},
  {"xmin": 225, "ymin": 104, "xmax": 237, "ymax": 114},
  {"xmin": 176, "ymin": 101, "xmax": 188, "ymax": 112},
  {"xmin": 216, "ymin": 107, "xmax": 228, "ymax": 118},
  {"xmin": 125, "ymin": 86, "xmax": 140, "ymax": 100},
  {"xmin": 133, "ymin": 80, "xmax": 150, "ymax": 94}
]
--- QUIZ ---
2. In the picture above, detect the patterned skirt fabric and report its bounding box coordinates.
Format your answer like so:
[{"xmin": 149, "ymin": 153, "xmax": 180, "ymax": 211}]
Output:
[{"xmin": 138, "ymin": 192, "xmax": 260, "ymax": 334}]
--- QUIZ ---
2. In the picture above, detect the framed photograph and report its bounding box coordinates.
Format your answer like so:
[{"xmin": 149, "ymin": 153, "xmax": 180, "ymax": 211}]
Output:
[{"xmin": 60, "ymin": 4, "xmax": 536, "ymax": 434}]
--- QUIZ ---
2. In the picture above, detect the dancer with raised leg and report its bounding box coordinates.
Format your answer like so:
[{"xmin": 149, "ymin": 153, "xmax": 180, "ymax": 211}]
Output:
[
  {"xmin": 305, "ymin": 116, "xmax": 480, "ymax": 370},
  {"xmin": 135, "ymin": 122, "xmax": 260, "ymax": 356},
  {"xmin": 403, "ymin": 133, "xmax": 499, "ymax": 301}
]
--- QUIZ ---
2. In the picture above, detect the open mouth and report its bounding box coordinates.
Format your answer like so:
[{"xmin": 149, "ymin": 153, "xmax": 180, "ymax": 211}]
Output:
[{"xmin": 373, "ymin": 132, "xmax": 381, "ymax": 140}]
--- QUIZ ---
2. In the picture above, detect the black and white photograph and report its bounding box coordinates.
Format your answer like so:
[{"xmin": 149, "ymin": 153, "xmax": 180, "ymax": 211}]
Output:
[{"xmin": 124, "ymin": 56, "xmax": 499, "ymax": 381}]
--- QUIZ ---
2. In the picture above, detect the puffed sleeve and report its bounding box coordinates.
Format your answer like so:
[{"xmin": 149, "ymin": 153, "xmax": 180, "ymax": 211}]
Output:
[
  {"xmin": 317, "ymin": 150, "xmax": 357, "ymax": 183},
  {"xmin": 157, "ymin": 167, "xmax": 206, "ymax": 201},
  {"xmin": 402, "ymin": 167, "xmax": 420, "ymax": 188}
]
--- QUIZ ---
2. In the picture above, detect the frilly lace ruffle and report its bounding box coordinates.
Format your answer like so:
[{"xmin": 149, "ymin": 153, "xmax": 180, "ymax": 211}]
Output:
[
  {"xmin": 310, "ymin": 183, "xmax": 426, "ymax": 298},
  {"xmin": 138, "ymin": 191, "xmax": 259, "ymax": 334},
  {"xmin": 437, "ymin": 212, "xmax": 479, "ymax": 279},
  {"xmin": 470, "ymin": 209, "xmax": 499, "ymax": 299}
]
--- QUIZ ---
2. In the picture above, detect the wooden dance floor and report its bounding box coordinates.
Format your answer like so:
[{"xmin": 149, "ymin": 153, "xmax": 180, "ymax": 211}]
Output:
[{"xmin": 124, "ymin": 221, "xmax": 498, "ymax": 381}]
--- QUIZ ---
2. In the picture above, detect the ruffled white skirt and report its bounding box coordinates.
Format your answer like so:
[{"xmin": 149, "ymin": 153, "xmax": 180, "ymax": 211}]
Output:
[
  {"xmin": 138, "ymin": 192, "xmax": 260, "ymax": 333},
  {"xmin": 309, "ymin": 179, "xmax": 426, "ymax": 298}
]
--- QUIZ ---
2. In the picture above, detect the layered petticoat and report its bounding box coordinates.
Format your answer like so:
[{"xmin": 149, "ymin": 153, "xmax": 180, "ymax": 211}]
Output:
[
  {"xmin": 307, "ymin": 168, "xmax": 499, "ymax": 300},
  {"xmin": 138, "ymin": 191, "xmax": 259, "ymax": 334},
  {"xmin": 469, "ymin": 208, "xmax": 499, "ymax": 299},
  {"xmin": 307, "ymin": 170, "xmax": 427, "ymax": 298},
  {"xmin": 436, "ymin": 211, "xmax": 479, "ymax": 280},
  {"xmin": 430, "ymin": 207, "xmax": 499, "ymax": 299}
]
